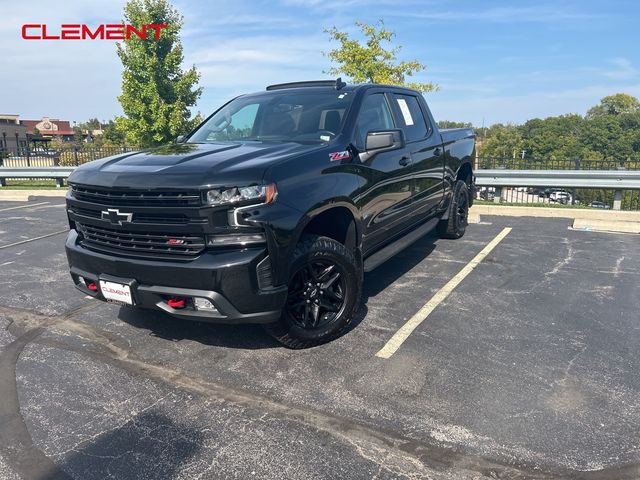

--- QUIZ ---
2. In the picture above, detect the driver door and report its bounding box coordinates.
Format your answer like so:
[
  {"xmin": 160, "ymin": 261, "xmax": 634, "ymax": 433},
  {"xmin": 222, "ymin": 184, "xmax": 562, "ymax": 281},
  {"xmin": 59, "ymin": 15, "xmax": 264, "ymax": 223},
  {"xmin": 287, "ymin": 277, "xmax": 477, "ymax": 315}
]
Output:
[{"xmin": 353, "ymin": 92, "xmax": 414, "ymax": 254}]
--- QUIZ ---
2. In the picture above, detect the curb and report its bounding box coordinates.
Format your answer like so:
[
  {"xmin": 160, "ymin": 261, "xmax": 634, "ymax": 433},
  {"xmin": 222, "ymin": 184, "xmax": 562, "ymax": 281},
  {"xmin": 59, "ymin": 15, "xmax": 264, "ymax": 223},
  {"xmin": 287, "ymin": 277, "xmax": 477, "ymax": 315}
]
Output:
[
  {"xmin": 471, "ymin": 204, "xmax": 640, "ymax": 234},
  {"xmin": 470, "ymin": 204, "xmax": 640, "ymax": 222},
  {"xmin": 572, "ymin": 218, "xmax": 640, "ymax": 234},
  {"xmin": 0, "ymin": 190, "xmax": 67, "ymax": 201}
]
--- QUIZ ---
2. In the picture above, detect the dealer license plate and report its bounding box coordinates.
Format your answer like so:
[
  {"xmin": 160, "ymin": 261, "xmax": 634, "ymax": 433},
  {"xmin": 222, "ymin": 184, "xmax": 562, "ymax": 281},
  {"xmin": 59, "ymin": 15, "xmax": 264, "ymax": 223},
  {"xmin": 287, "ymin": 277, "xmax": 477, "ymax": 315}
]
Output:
[{"xmin": 99, "ymin": 280, "xmax": 133, "ymax": 305}]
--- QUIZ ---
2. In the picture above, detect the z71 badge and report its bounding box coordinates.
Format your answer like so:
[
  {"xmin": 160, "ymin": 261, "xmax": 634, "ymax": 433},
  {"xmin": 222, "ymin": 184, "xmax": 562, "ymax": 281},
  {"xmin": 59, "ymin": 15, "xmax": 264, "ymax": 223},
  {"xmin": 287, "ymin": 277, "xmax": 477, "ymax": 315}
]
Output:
[{"xmin": 329, "ymin": 151, "xmax": 350, "ymax": 162}]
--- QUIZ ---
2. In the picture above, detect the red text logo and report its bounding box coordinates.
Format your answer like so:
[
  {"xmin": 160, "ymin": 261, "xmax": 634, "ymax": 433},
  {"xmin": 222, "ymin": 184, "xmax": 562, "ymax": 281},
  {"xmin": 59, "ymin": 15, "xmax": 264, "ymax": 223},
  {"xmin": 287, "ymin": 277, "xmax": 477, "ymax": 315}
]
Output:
[{"xmin": 21, "ymin": 24, "xmax": 168, "ymax": 41}]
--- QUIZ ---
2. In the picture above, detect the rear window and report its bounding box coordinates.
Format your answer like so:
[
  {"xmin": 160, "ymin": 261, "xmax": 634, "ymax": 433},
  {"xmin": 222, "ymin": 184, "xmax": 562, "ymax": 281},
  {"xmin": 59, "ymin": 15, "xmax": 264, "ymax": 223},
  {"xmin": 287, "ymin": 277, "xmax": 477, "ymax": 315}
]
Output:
[{"xmin": 392, "ymin": 94, "xmax": 431, "ymax": 142}]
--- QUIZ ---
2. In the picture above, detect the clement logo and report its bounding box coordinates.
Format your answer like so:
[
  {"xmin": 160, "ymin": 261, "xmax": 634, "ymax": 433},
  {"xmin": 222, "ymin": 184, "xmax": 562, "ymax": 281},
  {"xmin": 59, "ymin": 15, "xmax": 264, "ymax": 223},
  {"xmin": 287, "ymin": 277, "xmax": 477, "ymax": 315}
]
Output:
[{"xmin": 21, "ymin": 24, "xmax": 168, "ymax": 41}]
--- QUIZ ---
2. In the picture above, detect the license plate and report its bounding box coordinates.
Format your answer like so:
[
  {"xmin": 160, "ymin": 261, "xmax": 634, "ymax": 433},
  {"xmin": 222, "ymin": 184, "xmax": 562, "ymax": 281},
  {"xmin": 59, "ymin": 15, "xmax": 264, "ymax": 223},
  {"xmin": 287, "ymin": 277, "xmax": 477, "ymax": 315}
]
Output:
[{"xmin": 99, "ymin": 280, "xmax": 133, "ymax": 305}]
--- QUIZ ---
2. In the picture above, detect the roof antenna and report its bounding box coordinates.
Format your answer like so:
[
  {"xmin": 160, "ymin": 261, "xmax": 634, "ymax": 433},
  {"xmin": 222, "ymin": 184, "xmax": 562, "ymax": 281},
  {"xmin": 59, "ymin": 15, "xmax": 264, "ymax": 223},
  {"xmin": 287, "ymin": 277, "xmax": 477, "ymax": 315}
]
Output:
[{"xmin": 335, "ymin": 77, "xmax": 346, "ymax": 90}]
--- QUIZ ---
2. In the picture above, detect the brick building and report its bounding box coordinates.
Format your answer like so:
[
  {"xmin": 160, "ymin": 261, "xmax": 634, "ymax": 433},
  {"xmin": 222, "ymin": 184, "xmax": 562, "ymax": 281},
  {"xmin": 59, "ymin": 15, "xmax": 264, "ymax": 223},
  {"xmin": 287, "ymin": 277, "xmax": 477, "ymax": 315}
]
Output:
[{"xmin": 22, "ymin": 117, "xmax": 75, "ymax": 142}]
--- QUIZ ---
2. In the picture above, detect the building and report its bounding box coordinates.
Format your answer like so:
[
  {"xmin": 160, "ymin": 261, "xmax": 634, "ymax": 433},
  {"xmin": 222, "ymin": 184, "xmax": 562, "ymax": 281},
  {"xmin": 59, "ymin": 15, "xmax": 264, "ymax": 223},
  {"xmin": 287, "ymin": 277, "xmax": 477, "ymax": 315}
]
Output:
[
  {"xmin": 0, "ymin": 115, "xmax": 28, "ymax": 155},
  {"xmin": 22, "ymin": 117, "xmax": 75, "ymax": 142}
]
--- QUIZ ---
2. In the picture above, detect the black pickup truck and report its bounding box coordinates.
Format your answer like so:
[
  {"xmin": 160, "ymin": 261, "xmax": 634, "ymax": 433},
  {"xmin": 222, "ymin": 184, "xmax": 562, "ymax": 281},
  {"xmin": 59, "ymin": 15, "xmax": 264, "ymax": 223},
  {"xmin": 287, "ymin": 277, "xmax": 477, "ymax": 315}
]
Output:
[{"xmin": 65, "ymin": 80, "xmax": 475, "ymax": 347}]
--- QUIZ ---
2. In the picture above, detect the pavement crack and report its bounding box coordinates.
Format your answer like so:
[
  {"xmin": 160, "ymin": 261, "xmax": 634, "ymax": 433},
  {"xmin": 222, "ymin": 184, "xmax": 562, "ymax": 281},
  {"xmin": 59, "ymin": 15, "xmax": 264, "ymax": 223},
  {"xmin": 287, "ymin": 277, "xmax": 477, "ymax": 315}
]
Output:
[
  {"xmin": 545, "ymin": 238, "xmax": 575, "ymax": 278},
  {"xmin": 0, "ymin": 327, "xmax": 74, "ymax": 480},
  {"xmin": 3, "ymin": 307, "xmax": 551, "ymax": 479}
]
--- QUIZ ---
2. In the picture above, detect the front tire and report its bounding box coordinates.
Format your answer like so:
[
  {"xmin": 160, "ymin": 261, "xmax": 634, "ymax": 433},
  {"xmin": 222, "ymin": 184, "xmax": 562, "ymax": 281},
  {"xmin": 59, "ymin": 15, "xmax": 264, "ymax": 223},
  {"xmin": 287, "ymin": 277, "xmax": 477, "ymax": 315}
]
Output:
[
  {"xmin": 265, "ymin": 235, "xmax": 361, "ymax": 349},
  {"xmin": 437, "ymin": 180, "xmax": 469, "ymax": 239}
]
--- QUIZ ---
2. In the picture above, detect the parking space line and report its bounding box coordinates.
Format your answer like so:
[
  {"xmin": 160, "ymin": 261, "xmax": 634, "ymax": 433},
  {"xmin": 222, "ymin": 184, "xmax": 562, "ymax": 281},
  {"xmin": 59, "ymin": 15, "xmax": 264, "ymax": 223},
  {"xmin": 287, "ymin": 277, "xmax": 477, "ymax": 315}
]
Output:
[
  {"xmin": 0, "ymin": 230, "xmax": 68, "ymax": 250},
  {"xmin": 0, "ymin": 202, "xmax": 49, "ymax": 212},
  {"xmin": 375, "ymin": 227, "xmax": 512, "ymax": 359}
]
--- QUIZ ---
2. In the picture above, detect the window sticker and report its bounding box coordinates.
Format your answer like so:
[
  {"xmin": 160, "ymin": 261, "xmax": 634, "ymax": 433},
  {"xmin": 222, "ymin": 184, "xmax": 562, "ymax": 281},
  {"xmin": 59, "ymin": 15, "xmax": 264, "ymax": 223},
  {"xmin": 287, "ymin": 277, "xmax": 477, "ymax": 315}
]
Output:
[{"xmin": 396, "ymin": 98, "xmax": 414, "ymax": 126}]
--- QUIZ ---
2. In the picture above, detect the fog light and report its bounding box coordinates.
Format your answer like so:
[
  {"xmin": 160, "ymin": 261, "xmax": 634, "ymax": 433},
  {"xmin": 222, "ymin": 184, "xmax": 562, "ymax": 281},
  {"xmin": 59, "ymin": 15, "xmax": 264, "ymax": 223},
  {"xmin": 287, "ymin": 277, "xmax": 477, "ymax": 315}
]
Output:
[{"xmin": 194, "ymin": 297, "xmax": 218, "ymax": 312}]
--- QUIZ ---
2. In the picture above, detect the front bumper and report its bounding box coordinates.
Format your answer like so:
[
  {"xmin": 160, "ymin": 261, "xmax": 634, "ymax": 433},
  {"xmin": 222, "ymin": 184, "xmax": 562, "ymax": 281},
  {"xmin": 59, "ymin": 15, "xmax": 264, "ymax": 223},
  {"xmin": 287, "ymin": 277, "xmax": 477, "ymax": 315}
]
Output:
[{"xmin": 65, "ymin": 230, "xmax": 287, "ymax": 324}]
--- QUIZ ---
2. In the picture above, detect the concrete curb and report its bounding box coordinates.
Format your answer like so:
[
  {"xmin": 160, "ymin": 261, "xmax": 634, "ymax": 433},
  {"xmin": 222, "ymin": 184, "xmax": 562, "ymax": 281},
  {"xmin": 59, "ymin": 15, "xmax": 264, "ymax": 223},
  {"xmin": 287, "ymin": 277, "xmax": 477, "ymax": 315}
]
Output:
[
  {"xmin": 0, "ymin": 190, "xmax": 67, "ymax": 201},
  {"xmin": 572, "ymin": 218, "xmax": 640, "ymax": 234},
  {"xmin": 470, "ymin": 204, "xmax": 640, "ymax": 222},
  {"xmin": 471, "ymin": 204, "xmax": 640, "ymax": 234}
]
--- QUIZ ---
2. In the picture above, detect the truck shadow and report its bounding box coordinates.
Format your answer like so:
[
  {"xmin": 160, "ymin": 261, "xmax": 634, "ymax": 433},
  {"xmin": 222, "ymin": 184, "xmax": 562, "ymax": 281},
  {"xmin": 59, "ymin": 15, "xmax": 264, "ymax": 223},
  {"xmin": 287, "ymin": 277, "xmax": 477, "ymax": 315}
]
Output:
[
  {"xmin": 116, "ymin": 232, "xmax": 439, "ymax": 349},
  {"xmin": 344, "ymin": 231, "xmax": 438, "ymax": 334},
  {"xmin": 117, "ymin": 306, "xmax": 281, "ymax": 349}
]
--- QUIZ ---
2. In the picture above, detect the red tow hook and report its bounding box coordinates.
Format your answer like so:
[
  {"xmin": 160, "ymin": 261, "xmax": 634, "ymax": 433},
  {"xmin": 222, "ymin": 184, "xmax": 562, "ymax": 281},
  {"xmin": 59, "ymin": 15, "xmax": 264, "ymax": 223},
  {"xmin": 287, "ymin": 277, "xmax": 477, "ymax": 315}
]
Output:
[
  {"xmin": 87, "ymin": 282, "xmax": 98, "ymax": 292},
  {"xmin": 167, "ymin": 298, "xmax": 186, "ymax": 309}
]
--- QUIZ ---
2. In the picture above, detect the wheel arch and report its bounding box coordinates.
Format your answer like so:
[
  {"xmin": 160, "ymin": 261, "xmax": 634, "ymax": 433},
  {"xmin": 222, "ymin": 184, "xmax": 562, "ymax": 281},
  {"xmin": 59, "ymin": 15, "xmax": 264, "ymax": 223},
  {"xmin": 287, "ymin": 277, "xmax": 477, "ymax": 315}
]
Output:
[{"xmin": 294, "ymin": 202, "xmax": 362, "ymax": 252}]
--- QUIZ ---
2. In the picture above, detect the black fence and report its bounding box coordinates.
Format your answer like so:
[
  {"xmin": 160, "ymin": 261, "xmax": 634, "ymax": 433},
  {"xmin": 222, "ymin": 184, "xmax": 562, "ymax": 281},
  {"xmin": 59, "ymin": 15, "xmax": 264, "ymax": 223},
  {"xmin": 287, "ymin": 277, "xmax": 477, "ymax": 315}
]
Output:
[
  {"xmin": 0, "ymin": 146, "xmax": 140, "ymax": 168},
  {"xmin": 477, "ymin": 157, "xmax": 640, "ymax": 171}
]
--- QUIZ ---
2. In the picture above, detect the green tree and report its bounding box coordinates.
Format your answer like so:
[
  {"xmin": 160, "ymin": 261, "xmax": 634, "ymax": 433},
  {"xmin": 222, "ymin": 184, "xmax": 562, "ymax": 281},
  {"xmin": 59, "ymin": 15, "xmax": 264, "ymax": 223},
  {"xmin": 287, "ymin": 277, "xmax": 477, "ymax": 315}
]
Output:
[
  {"xmin": 81, "ymin": 118, "xmax": 102, "ymax": 131},
  {"xmin": 478, "ymin": 124, "xmax": 523, "ymax": 159},
  {"xmin": 103, "ymin": 119, "xmax": 127, "ymax": 146},
  {"xmin": 586, "ymin": 93, "xmax": 640, "ymax": 118},
  {"xmin": 438, "ymin": 121, "xmax": 472, "ymax": 129},
  {"xmin": 324, "ymin": 20, "xmax": 438, "ymax": 93},
  {"xmin": 116, "ymin": 0, "xmax": 202, "ymax": 147},
  {"xmin": 73, "ymin": 126, "xmax": 85, "ymax": 146}
]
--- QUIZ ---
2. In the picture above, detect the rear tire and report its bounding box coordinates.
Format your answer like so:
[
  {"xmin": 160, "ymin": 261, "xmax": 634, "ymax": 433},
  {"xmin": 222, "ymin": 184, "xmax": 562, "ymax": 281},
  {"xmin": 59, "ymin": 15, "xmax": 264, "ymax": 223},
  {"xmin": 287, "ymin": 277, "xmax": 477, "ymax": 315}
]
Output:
[
  {"xmin": 437, "ymin": 180, "xmax": 469, "ymax": 239},
  {"xmin": 265, "ymin": 235, "xmax": 361, "ymax": 349}
]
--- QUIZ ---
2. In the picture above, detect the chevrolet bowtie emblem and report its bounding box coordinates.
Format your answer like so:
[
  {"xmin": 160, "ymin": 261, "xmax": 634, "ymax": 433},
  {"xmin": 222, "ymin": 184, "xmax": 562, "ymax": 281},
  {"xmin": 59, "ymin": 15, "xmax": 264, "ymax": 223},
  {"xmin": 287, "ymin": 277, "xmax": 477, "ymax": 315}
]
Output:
[{"xmin": 101, "ymin": 208, "xmax": 133, "ymax": 225}]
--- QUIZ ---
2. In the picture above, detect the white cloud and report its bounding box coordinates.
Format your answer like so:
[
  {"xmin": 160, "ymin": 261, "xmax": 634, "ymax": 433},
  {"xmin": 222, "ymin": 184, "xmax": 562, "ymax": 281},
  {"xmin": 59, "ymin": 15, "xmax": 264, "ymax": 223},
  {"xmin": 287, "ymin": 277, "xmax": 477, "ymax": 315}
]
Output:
[
  {"xmin": 401, "ymin": 5, "xmax": 595, "ymax": 23},
  {"xmin": 603, "ymin": 58, "xmax": 637, "ymax": 80}
]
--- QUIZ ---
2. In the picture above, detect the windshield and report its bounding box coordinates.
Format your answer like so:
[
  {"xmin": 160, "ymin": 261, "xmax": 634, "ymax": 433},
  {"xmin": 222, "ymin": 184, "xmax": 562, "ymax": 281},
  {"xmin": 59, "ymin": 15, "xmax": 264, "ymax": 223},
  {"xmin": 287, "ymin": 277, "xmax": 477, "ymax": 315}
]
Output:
[{"xmin": 188, "ymin": 90, "xmax": 353, "ymax": 144}]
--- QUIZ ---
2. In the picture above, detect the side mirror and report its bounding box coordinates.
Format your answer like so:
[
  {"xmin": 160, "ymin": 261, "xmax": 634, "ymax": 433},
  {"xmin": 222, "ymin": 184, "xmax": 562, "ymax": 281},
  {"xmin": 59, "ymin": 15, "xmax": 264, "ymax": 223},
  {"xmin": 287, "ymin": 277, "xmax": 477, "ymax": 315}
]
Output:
[
  {"xmin": 176, "ymin": 135, "xmax": 185, "ymax": 143},
  {"xmin": 360, "ymin": 129, "xmax": 405, "ymax": 162}
]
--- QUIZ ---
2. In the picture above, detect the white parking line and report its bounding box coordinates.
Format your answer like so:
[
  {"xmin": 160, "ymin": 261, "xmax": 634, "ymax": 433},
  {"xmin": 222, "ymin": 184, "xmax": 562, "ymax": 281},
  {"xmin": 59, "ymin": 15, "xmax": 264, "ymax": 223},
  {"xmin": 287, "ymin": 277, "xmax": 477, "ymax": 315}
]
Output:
[
  {"xmin": 0, "ymin": 229, "xmax": 68, "ymax": 250},
  {"xmin": 375, "ymin": 227, "xmax": 513, "ymax": 359},
  {"xmin": 0, "ymin": 202, "xmax": 49, "ymax": 212}
]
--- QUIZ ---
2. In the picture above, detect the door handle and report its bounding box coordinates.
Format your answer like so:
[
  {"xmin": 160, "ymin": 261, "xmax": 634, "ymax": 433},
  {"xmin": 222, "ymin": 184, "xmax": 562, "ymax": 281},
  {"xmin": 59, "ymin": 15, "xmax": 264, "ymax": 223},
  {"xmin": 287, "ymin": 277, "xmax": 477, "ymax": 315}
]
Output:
[
  {"xmin": 399, "ymin": 156, "xmax": 410, "ymax": 166},
  {"xmin": 433, "ymin": 147, "xmax": 442, "ymax": 156}
]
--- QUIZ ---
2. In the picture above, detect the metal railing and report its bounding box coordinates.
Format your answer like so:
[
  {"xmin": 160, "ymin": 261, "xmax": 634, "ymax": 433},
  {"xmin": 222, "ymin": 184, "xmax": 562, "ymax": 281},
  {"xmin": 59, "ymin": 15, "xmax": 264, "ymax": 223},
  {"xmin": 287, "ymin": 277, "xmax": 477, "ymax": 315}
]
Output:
[
  {"xmin": 0, "ymin": 146, "xmax": 139, "ymax": 168},
  {"xmin": 475, "ymin": 169, "xmax": 640, "ymax": 211},
  {"xmin": 477, "ymin": 156, "xmax": 640, "ymax": 171}
]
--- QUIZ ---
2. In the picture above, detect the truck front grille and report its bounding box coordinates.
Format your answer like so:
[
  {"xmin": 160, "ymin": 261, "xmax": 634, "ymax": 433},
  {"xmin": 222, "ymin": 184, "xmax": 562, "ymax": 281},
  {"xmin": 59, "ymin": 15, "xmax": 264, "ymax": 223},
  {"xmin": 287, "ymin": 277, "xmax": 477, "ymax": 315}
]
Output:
[
  {"xmin": 68, "ymin": 205, "xmax": 194, "ymax": 225},
  {"xmin": 77, "ymin": 223, "xmax": 206, "ymax": 259},
  {"xmin": 70, "ymin": 185, "xmax": 201, "ymax": 207}
]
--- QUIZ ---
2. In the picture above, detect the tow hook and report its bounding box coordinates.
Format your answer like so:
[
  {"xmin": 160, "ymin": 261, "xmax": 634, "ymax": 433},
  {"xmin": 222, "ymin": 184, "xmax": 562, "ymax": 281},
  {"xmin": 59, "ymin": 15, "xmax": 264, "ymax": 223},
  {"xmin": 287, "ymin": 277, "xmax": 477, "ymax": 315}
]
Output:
[{"xmin": 167, "ymin": 298, "xmax": 186, "ymax": 309}]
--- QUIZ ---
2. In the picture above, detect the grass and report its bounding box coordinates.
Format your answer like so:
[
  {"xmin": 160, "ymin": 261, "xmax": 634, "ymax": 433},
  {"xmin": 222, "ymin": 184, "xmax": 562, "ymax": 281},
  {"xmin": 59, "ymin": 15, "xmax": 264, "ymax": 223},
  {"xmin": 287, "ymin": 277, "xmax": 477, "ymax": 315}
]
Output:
[{"xmin": 0, "ymin": 180, "xmax": 64, "ymax": 189}]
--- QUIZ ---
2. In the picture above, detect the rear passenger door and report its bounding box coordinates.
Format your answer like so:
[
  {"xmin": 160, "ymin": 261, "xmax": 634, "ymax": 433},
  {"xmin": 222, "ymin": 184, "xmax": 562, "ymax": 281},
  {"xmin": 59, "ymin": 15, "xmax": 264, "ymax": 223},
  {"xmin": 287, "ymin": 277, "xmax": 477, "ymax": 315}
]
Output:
[
  {"xmin": 390, "ymin": 93, "xmax": 445, "ymax": 220},
  {"xmin": 353, "ymin": 92, "xmax": 414, "ymax": 253}
]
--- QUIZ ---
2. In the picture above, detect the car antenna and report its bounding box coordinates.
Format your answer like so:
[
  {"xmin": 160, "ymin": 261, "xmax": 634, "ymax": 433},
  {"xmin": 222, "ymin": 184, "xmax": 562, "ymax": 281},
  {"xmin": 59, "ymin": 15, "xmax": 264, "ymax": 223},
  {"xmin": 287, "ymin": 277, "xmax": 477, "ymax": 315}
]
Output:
[{"xmin": 335, "ymin": 77, "xmax": 346, "ymax": 90}]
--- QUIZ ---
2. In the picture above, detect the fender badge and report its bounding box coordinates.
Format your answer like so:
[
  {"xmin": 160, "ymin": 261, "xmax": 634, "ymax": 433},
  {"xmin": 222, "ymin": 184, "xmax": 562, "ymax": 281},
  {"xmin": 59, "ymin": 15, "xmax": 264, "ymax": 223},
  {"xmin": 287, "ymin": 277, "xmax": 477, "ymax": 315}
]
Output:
[{"xmin": 329, "ymin": 151, "xmax": 350, "ymax": 162}]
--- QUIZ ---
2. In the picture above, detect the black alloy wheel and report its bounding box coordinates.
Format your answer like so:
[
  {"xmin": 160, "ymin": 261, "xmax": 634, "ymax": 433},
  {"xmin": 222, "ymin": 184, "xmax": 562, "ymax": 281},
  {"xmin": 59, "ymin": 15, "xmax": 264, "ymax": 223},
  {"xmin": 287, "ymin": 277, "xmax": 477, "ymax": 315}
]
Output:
[{"xmin": 285, "ymin": 260, "xmax": 346, "ymax": 329}]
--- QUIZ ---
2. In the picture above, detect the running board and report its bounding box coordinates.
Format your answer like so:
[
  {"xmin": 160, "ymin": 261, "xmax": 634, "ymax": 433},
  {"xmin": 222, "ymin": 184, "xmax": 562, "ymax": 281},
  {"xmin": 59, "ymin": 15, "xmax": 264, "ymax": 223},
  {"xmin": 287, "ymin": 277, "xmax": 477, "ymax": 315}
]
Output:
[{"xmin": 363, "ymin": 218, "xmax": 439, "ymax": 272}]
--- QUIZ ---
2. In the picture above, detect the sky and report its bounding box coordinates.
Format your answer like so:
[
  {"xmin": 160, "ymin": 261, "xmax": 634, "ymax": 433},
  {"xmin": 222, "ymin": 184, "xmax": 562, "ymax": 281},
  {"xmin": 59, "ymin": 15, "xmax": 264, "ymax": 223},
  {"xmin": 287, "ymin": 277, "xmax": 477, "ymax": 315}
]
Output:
[{"xmin": 1, "ymin": 0, "xmax": 639, "ymax": 126}]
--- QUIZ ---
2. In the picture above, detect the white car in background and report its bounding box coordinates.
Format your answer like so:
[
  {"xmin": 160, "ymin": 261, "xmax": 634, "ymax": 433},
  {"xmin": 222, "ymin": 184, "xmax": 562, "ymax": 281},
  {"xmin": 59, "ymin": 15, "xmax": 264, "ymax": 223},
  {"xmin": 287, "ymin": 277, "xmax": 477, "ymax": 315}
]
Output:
[{"xmin": 549, "ymin": 190, "xmax": 573, "ymax": 204}]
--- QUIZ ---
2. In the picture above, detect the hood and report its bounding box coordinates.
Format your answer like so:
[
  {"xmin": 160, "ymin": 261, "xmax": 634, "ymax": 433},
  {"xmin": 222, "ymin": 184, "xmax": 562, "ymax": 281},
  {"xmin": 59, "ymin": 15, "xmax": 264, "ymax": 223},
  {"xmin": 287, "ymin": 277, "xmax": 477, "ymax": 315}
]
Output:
[{"xmin": 68, "ymin": 142, "xmax": 322, "ymax": 189}]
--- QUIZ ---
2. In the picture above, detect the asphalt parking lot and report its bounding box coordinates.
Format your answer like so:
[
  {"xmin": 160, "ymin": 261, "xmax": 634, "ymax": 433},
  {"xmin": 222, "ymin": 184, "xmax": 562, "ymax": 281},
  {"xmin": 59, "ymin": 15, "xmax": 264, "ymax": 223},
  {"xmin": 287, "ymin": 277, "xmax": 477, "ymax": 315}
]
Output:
[{"xmin": 1, "ymin": 197, "xmax": 639, "ymax": 480}]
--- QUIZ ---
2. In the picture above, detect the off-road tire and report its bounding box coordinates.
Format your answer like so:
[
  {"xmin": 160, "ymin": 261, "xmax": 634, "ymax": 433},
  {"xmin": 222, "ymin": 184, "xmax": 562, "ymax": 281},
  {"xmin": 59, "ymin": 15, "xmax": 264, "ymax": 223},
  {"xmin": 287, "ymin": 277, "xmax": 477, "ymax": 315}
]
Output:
[
  {"xmin": 265, "ymin": 235, "xmax": 361, "ymax": 349},
  {"xmin": 437, "ymin": 180, "xmax": 469, "ymax": 239}
]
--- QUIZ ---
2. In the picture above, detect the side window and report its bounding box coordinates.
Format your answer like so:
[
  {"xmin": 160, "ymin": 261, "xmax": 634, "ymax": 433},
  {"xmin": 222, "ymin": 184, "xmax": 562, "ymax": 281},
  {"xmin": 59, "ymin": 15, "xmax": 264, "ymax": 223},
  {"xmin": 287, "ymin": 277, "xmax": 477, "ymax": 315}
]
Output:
[
  {"xmin": 208, "ymin": 103, "xmax": 259, "ymax": 141},
  {"xmin": 393, "ymin": 94, "xmax": 430, "ymax": 142},
  {"xmin": 355, "ymin": 93, "xmax": 395, "ymax": 147}
]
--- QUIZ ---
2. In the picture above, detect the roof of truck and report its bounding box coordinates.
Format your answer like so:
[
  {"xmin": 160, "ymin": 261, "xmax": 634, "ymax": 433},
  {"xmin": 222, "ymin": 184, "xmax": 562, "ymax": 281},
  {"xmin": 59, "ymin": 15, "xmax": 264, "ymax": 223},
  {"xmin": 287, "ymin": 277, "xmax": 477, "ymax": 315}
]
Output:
[{"xmin": 263, "ymin": 79, "xmax": 421, "ymax": 96}]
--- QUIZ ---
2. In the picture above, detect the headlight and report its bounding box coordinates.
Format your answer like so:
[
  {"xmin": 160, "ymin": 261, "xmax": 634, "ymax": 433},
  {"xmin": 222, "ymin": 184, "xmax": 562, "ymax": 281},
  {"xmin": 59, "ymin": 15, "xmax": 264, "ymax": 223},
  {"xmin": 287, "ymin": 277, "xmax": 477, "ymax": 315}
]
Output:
[
  {"xmin": 206, "ymin": 233, "xmax": 266, "ymax": 246},
  {"xmin": 205, "ymin": 183, "xmax": 277, "ymax": 206}
]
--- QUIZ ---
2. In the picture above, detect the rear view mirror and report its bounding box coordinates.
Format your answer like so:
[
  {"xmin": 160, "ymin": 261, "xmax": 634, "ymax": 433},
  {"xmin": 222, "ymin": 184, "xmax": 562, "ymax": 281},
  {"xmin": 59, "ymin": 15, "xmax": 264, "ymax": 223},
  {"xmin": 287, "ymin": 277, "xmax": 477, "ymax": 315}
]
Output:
[
  {"xmin": 176, "ymin": 135, "xmax": 185, "ymax": 143},
  {"xmin": 360, "ymin": 129, "xmax": 405, "ymax": 162}
]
